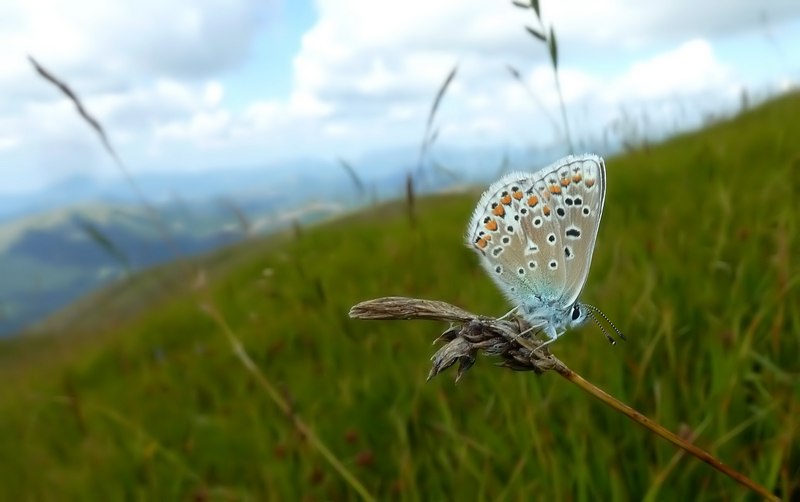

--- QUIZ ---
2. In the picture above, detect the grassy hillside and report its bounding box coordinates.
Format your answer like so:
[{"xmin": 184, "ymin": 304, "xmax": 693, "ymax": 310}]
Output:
[
  {"xmin": 1, "ymin": 93, "xmax": 798, "ymax": 500},
  {"xmin": 0, "ymin": 200, "xmax": 250, "ymax": 337}
]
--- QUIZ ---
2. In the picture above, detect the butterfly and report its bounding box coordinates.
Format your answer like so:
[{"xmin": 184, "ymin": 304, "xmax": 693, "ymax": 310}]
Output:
[{"xmin": 466, "ymin": 153, "xmax": 624, "ymax": 345}]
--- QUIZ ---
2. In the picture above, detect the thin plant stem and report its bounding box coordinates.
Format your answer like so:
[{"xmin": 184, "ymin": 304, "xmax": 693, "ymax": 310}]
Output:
[
  {"xmin": 552, "ymin": 364, "xmax": 779, "ymax": 501},
  {"xmin": 49, "ymin": 396, "xmax": 203, "ymax": 483},
  {"xmin": 202, "ymin": 302, "xmax": 375, "ymax": 502},
  {"xmin": 552, "ymin": 71, "xmax": 573, "ymax": 152},
  {"xmin": 31, "ymin": 57, "xmax": 373, "ymax": 502},
  {"xmin": 349, "ymin": 296, "xmax": 779, "ymax": 501}
]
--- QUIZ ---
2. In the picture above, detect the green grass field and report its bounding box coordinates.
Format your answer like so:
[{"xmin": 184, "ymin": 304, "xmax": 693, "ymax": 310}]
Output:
[{"xmin": 1, "ymin": 93, "xmax": 798, "ymax": 500}]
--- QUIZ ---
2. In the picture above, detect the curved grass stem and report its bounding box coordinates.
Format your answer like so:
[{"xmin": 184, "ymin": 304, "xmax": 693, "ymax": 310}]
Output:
[
  {"xmin": 349, "ymin": 296, "xmax": 780, "ymax": 501},
  {"xmin": 203, "ymin": 302, "xmax": 375, "ymax": 502},
  {"xmin": 552, "ymin": 364, "xmax": 779, "ymax": 501}
]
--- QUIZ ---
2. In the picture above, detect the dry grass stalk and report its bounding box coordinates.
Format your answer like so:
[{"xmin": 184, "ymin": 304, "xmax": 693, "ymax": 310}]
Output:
[{"xmin": 349, "ymin": 296, "xmax": 780, "ymax": 501}]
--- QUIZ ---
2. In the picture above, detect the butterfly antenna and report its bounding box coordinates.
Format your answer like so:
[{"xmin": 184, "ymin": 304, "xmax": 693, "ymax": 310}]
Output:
[
  {"xmin": 586, "ymin": 310, "xmax": 616, "ymax": 345},
  {"xmin": 586, "ymin": 304, "xmax": 626, "ymax": 342}
]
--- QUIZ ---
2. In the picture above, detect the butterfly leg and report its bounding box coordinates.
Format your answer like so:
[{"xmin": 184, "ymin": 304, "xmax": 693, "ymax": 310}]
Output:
[
  {"xmin": 497, "ymin": 305, "xmax": 520, "ymax": 321},
  {"xmin": 514, "ymin": 324, "xmax": 558, "ymax": 349},
  {"xmin": 538, "ymin": 338, "xmax": 555, "ymax": 349},
  {"xmin": 509, "ymin": 319, "xmax": 546, "ymax": 348},
  {"xmin": 515, "ymin": 323, "xmax": 537, "ymax": 338}
]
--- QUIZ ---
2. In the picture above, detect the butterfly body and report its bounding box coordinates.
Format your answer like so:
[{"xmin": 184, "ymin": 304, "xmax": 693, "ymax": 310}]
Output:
[{"xmin": 466, "ymin": 154, "xmax": 607, "ymax": 342}]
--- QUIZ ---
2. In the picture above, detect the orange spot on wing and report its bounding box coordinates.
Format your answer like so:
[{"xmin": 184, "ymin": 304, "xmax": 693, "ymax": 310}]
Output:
[
  {"xmin": 572, "ymin": 174, "xmax": 582, "ymax": 183},
  {"xmin": 500, "ymin": 194, "xmax": 512, "ymax": 205},
  {"xmin": 476, "ymin": 238, "xmax": 489, "ymax": 249},
  {"xmin": 485, "ymin": 219, "xmax": 498, "ymax": 231},
  {"xmin": 560, "ymin": 178, "xmax": 570, "ymax": 187},
  {"xmin": 492, "ymin": 204, "xmax": 505, "ymax": 217},
  {"xmin": 542, "ymin": 205, "xmax": 551, "ymax": 216},
  {"xmin": 513, "ymin": 191, "xmax": 523, "ymax": 200},
  {"xmin": 549, "ymin": 185, "xmax": 562, "ymax": 195},
  {"xmin": 527, "ymin": 195, "xmax": 539, "ymax": 207},
  {"xmin": 585, "ymin": 179, "xmax": 596, "ymax": 188}
]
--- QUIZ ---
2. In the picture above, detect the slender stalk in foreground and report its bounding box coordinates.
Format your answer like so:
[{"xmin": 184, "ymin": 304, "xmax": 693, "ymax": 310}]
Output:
[
  {"xmin": 31, "ymin": 57, "xmax": 374, "ymax": 501},
  {"xmin": 202, "ymin": 301, "xmax": 375, "ymax": 502},
  {"xmin": 349, "ymin": 296, "xmax": 780, "ymax": 502}
]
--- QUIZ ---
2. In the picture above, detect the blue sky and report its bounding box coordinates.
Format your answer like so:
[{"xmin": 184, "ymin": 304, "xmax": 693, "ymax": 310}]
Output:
[
  {"xmin": 1, "ymin": 0, "xmax": 799, "ymax": 196},
  {"xmin": 220, "ymin": 1, "xmax": 316, "ymax": 108}
]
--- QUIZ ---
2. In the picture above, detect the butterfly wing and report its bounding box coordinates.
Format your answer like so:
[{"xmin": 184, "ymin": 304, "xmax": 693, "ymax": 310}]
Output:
[
  {"xmin": 466, "ymin": 154, "xmax": 606, "ymax": 308},
  {"xmin": 557, "ymin": 155, "xmax": 606, "ymax": 305}
]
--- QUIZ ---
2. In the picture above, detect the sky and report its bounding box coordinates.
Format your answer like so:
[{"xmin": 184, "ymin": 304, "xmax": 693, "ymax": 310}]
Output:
[{"xmin": 1, "ymin": 0, "xmax": 799, "ymax": 195}]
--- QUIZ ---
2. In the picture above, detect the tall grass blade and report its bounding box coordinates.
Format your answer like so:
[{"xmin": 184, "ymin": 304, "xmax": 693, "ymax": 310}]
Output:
[
  {"xmin": 525, "ymin": 26, "xmax": 546, "ymax": 42},
  {"xmin": 28, "ymin": 56, "xmax": 121, "ymax": 166},
  {"xmin": 338, "ymin": 157, "xmax": 366, "ymax": 197},
  {"xmin": 201, "ymin": 302, "xmax": 374, "ymax": 501},
  {"xmin": 418, "ymin": 64, "xmax": 458, "ymax": 175},
  {"xmin": 530, "ymin": 0, "xmax": 541, "ymax": 18},
  {"xmin": 29, "ymin": 56, "xmax": 181, "ymax": 257},
  {"xmin": 218, "ymin": 197, "xmax": 252, "ymax": 238},
  {"xmin": 505, "ymin": 64, "xmax": 561, "ymax": 136},
  {"xmin": 432, "ymin": 162, "xmax": 461, "ymax": 182},
  {"xmin": 28, "ymin": 52, "xmax": 371, "ymax": 501},
  {"xmin": 547, "ymin": 26, "xmax": 559, "ymax": 69},
  {"xmin": 494, "ymin": 150, "xmax": 510, "ymax": 178},
  {"xmin": 74, "ymin": 217, "xmax": 132, "ymax": 274},
  {"xmin": 405, "ymin": 172, "xmax": 416, "ymax": 226}
]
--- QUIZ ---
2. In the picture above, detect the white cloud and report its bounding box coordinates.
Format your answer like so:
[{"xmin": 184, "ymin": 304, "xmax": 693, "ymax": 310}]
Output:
[
  {"xmin": 153, "ymin": 109, "xmax": 233, "ymax": 148},
  {"xmin": 203, "ymin": 82, "xmax": 224, "ymax": 108},
  {"xmin": 605, "ymin": 39, "xmax": 734, "ymax": 102},
  {"xmin": 0, "ymin": 136, "xmax": 18, "ymax": 151},
  {"xmin": 274, "ymin": 0, "xmax": 794, "ymax": 156},
  {"xmin": 0, "ymin": 0, "xmax": 798, "ymax": 195},
  {"xmin": 18, "ymin": 0, "xmax": 268, "ymax": 78}
]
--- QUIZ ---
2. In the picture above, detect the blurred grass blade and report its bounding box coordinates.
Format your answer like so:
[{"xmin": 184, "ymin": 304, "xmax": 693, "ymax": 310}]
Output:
[
  {"xmin": 338, "ymin": 157, "xmax": 366, "ymax": 197},
  {"xmin": 405, "ymin": 172, "xmax": 416, "ymax": 226},
  {"xmin": 74, "ymin": 217, "xmax": 131, "ymax": 274},
  {"xmin": 418, "ymin": 64, "xmax": 458, "ymax": 174},
  {"xmin": 426, "ymin": 64, "xmax": 458, "ymax": 135},
  {"xmin": 432, "ymin": 162, "xmax": 461, "ymax": 182},
  {"xmin": 29, "ymin": 55, "xmax": 180, "ymax": 257},
  {"xmin": 530, "ymin": 0, "xmax": 541, "ymax": 18},
  {"xmin": 200, "ymin": 302, "xmax": 375, "ymax": 501},
  {"xmin": 428, "ymin": 128, "xmax": 440, "ymax": 148},
  {"xmin": 494, "ymin": 151, "xmax": 510, "ymax": 178},
  {"xmin": 548, "ymin": 26, "xmax": 559, "ymax": 69},
  {"xmin": 28, "ymin": 56, "xmax": 122, "ymax": 165},
  {"xmin": 218, "ymin": 197, "xmax": 252, "ymax": 238},
  {"xmin": 525, "ymin": 26, "xmax": 546, "ymax": 42},
  {"xmin": 505, "ymin": 64, "xmax": 561, "ymax": 136},
  {"xmin": 511, "ymin": 0, "xmax": 530, "ymax": 8}
]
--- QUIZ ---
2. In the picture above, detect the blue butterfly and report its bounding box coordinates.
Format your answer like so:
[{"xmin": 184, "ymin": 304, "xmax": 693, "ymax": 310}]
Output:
[{"xmin": 467, "ymin": 154, "xmax": 624, "ymax": 345}]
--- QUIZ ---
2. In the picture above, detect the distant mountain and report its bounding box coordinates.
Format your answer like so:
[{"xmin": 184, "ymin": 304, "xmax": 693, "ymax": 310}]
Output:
[
  {"xmin": 0, "ymin": 186, "xmax": 348, "ymax": 337},
  {"xmin": 0, "ymin": 141, "xmax": 616, "ymax": 337}
]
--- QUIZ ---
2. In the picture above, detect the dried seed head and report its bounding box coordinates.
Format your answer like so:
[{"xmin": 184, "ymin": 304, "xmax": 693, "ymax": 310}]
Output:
[{"xmin": 350, "ymin": 297, "xmax": 564, "ymax": 381}]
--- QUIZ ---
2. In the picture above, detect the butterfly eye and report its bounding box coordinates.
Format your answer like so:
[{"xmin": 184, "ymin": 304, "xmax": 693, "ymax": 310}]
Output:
[{"xmin": 571, "ymin": 304, "xmax": 582, "ymax": 321}]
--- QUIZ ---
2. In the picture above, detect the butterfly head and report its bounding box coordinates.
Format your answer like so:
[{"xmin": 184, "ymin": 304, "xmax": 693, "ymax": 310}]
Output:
[
  {"xmin": 527, "ymin": 301, "xmax": 624, "ymax": 344},
  {"xmin": 519, "ymin": 298, "xmax": 589, "ymax": 340},
  {"xmin": 568, "ymin": 302, "xmax": 590, "ymax": 329}
]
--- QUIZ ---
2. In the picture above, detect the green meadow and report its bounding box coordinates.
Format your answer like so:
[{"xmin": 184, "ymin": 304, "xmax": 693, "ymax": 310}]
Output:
[{"xmin": 1, "ymin": 92, "xmax": 798, "ymax": 500}]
